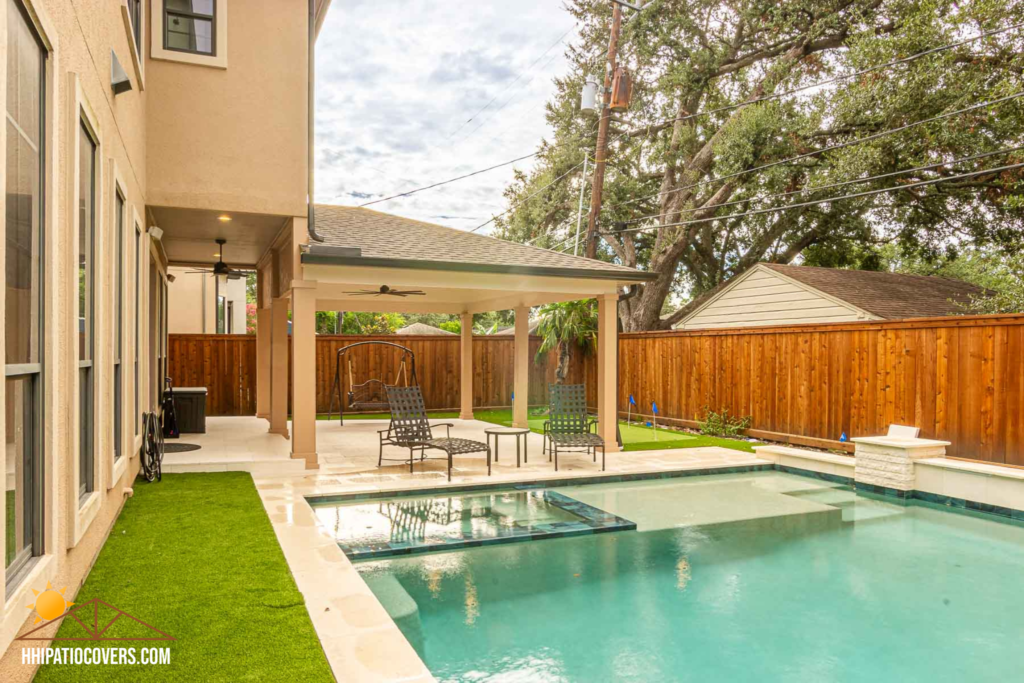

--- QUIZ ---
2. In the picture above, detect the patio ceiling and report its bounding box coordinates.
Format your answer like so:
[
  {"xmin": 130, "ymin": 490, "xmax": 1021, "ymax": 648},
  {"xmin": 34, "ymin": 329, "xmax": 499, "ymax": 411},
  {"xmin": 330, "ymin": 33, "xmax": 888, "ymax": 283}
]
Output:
[
  {"xmin": 150, "ymin": 206, "xmax": 291, "ymax": 267},
  {"xmin": 302, "ymin": 205, "xmax": 656, "ymax": 313}
]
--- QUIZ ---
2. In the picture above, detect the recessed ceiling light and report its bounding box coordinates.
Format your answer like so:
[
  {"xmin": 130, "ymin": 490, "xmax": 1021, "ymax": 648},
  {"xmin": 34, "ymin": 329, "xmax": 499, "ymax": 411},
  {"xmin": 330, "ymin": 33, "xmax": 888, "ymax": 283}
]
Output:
[{"xmin": 218, "ymin": 215, "xmax": 232, "ymax": 222}]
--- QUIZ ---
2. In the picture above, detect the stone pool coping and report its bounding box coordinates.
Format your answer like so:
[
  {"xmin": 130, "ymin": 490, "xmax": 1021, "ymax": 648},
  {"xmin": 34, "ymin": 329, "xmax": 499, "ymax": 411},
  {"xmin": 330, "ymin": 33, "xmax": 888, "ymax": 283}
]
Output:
[{"xmin": 319, "ymin": 490, "xmax": 638, "ymax": 560}]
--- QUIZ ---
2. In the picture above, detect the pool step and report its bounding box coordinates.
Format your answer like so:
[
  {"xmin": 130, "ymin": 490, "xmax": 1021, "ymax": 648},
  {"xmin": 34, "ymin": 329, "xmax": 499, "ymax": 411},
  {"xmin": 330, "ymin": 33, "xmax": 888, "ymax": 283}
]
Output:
[
  {"xmin": 784, "ymin": 487, "xmax": 905, "ymax": 524},
  {"xmin": 785, "ymin": 487, "xmax": 859, "ymax": 508}
]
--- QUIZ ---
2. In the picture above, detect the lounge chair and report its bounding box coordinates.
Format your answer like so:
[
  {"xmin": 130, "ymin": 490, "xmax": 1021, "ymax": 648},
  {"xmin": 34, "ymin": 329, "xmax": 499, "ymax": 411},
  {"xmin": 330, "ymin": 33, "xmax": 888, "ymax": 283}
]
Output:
[
  {"xmin": 543, "ymin": 384, "xmax": 605, "ymax": 471},
  {"xmin": 380, "ymin": 386, "xmax": 491, "ymax": 481}
]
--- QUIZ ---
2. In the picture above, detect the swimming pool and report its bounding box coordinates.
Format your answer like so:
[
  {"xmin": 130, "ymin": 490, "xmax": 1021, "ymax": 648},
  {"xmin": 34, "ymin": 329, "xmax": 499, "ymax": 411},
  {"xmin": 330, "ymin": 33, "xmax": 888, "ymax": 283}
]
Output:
[{"xmin": 345, "ymin": 472, "xmax": 1024, "ymax": 681}]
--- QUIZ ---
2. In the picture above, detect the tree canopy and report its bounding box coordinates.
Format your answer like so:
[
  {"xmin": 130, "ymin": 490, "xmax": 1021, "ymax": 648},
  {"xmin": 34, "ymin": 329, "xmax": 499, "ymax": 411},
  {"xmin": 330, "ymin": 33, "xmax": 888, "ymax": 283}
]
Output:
[{"xmin": 493, "ymin": 0, "xmax": 1024, "ymax": 330}]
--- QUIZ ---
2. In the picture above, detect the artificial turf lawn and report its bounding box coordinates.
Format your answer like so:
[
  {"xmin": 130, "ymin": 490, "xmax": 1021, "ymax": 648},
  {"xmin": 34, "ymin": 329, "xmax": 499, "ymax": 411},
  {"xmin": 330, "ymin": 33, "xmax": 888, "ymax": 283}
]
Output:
[
  {"xmin": 34, "ymin": 473, "xmax": 333, "ymax": 683},
  {"xmin": 317, "ymin": 408, "xmax": 756, "ymax": 453}
]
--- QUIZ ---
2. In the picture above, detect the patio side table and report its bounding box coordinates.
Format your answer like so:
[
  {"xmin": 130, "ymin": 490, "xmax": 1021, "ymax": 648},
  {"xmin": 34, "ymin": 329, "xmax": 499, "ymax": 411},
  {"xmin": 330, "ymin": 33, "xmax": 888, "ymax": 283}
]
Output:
[{"xmin": 484, "ymin": 428, "xmax": 531, "ymax": 468}]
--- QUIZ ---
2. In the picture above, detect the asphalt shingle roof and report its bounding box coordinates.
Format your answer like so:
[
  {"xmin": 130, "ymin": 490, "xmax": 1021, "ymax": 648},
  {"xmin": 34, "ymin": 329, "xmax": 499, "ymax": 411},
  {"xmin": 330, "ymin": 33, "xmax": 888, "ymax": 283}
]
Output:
[
  {"xmin": 311, "ymin": 205, "xmax": 652, "ymax": 281},
  {"xmin": 760, "ymin": 263, "xmax": 986, "ymax": 319}
]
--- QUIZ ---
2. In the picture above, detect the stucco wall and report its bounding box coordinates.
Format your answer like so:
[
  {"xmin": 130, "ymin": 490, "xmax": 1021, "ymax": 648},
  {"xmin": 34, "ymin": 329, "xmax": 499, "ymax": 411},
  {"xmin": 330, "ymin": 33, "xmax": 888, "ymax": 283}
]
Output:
[
  {"xmin": 168, "ymin": 267, "xmax": 248, "ymax": 334},
  {"xmin": 144, "ymin": 0, "xmax": 308, "ymax": 217},
  {"xmin": 0, "ymin": 0, "xmax": 152, "ymax": 679}
]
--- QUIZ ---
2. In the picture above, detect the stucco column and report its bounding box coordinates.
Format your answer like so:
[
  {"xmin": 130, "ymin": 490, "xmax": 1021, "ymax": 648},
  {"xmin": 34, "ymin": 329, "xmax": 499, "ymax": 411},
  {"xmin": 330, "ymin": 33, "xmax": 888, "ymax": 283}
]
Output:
[
  {"xmin": 459, "ymin": 312, "xmax": 474, "ymax": 420},
  {"xmin": 513, "ymin": 305, "xmax": 530, "ymax": 429},
  {"xmin": 290, "ymin": 284, "xmax": 318, "ymax": 469},
  {"xmin": 597, "ymin": 293, "xmax": 620, "ymax": 452},
  {"xmin": 255, "ymin": 307, "xmax": 271, "ymax": 420},
  {"xmin": 269, "ymin": 297, "xmax": 289, "ymax": 437}
]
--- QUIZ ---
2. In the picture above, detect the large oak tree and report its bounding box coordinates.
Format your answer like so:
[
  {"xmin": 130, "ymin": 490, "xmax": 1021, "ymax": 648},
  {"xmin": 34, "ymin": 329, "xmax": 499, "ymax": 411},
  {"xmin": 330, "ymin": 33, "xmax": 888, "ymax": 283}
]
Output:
[{"xmin": 493, "ymin": 0, "xmax": 1024, "ymax": 330}]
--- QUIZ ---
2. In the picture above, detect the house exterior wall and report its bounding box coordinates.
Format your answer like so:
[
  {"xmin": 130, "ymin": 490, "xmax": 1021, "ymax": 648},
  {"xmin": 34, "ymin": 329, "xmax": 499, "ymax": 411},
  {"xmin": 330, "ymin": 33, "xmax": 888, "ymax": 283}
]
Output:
[
  {"xmin": 676, "ymin": 266, "xmax": 875, "ymax": 330},
  {"xmin": 144, "ymin": 0, "xmax": 308, "ymax": 218},
  {"xmin": 167, "ymin": 267, "xmax": 247, "ymax": 335},
  {"xmin": 0, "ymin": 0, "xmax": 309, "ymax": 677}
]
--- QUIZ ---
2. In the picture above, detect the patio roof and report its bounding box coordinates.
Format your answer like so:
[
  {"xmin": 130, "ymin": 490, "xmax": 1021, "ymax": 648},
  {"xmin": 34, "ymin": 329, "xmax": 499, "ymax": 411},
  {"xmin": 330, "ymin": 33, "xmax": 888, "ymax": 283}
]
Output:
[{"xmin": 303, "ymin": 205, "xmax": 656, "ymax": 283}]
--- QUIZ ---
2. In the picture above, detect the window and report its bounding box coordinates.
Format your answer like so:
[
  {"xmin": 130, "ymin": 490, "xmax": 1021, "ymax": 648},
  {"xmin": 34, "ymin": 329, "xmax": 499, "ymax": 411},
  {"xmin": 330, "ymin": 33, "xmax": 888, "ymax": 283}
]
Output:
[
  {"xmin": 113, "ymin": 190, "xmax": 125, "ymax": 461},
  {"xmin": 134, "ymin": 224, "xmax": 140, "ymax": 436},
  {"xmin": 164, "ymin": 0, "xmax": 214, "ymax": 56},
  {"xmin": 216, "ymin": 292, "xmax": 225, "ymax": 334},
  {"xmin": 5, "ymin": 0, "xmax": 46, "ymax": 584},
  {"xmin": 226, "ymin": 300, "xmax": 234, "ymax": 334},
  {"xmin": 78, "ymin": 120, "xmax": 97, "ymax": 500},
  {"xmin": 129, "ymin": 0, "xmax": 143, "ymax": 50}
]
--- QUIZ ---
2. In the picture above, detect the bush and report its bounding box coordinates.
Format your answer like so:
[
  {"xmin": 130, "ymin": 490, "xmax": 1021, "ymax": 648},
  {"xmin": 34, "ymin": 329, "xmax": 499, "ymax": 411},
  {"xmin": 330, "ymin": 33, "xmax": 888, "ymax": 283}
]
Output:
[{"xmin": 698, "ymin": 406, "xmax": 751, "ymax": 438}]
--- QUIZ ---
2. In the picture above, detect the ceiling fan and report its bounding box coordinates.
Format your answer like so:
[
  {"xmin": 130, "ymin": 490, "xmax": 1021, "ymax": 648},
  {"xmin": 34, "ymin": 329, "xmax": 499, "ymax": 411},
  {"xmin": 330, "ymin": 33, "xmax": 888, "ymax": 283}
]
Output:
[
  {"xmin": 344, "ymin": 285, "xmax": 426, "ymax": 297},
  {"xmin": 186, "ymin": 239, "xmax": 247, "ymax": 280}
]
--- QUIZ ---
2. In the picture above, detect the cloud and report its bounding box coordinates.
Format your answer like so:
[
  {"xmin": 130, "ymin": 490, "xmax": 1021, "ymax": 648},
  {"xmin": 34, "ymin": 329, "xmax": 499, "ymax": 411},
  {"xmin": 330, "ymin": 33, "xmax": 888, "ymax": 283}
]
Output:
[{"xmin": 314, "ymin": 0, "xmax": 576, "ymax": 231}]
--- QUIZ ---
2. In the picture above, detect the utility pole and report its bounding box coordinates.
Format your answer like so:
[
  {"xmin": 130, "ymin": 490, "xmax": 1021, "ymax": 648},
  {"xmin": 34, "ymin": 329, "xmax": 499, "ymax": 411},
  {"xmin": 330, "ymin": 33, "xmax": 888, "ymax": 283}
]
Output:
[{"xmin": 583, "ymin": 1, "xmax": 623, "ymax": 259}]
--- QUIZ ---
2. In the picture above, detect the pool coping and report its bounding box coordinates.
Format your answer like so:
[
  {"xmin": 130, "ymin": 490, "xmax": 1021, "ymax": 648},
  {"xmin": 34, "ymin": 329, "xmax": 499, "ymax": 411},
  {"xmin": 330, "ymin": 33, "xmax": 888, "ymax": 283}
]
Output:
[{"xmin": 322, "ymin": 489, "xmax": 638, "ymax": 560}]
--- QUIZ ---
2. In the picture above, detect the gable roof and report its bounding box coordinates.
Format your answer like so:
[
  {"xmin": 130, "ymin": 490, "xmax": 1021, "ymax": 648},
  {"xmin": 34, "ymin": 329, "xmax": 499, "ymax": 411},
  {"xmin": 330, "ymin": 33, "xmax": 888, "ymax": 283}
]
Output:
[
  {"xmin": 674, "ymin": 262, "xmax": 988, "ymax": 327},
  {"xmin": 304, "ymin": 205, "xmax": 655, "ymax": 282},
  {"xmin": 396, "ymin": 322, "xmax": 455, "ymax": 336},
  {"xmin": 759, "ymin": 264, "xmax": 986, "ymax": 319}
]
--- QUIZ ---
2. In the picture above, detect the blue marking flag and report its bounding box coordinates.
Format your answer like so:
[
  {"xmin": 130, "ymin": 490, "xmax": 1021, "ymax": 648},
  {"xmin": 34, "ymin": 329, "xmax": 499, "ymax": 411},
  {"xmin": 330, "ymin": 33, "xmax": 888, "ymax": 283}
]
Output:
[
  {"xmin": 629, "ymin": 394, "xmax": 636, "ymax": 406},
  {"xmin": 840, "ymin": 431, "xmax": 848, "ymax": 443},
  {"xmin": 511, "ymin": 391, "xmax": 515, "ymax": 401},
  {"xmin": 652, "ymin": 401, "xmax": 659, "ymax": 415}
]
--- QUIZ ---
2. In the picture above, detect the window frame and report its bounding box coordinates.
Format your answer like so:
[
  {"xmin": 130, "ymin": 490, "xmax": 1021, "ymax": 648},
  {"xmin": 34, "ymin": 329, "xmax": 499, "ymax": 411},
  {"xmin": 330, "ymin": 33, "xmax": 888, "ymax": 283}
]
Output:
[
  {"xmin": 77, "ymin": 117, "xmax": 98, "ymax": 503},
  {"xmin": 4, "ymin": 0, "xmax": 48, "ymax": 589},
  {"xmin": 113, "ymin": 186, "xmax": 126, "ymax": 463},
  {"xmin": 162, "ymin": 0, "xmax": 216, "ymax": 57},
  {"xmin": 134, "ymin": 219, "xmax": 141, "ymax": 438}
]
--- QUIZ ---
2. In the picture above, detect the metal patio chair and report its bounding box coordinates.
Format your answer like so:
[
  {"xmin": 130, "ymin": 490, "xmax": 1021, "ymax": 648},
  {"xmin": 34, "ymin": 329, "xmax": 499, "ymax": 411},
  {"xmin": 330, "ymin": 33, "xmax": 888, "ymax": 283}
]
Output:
[
  {"xmin": 380, "ymin": 386, "xmax": 491, "ymax": 481},
  {"xmin": 543, "ymin": 384, "xmax": 605, "ymax": 471}
]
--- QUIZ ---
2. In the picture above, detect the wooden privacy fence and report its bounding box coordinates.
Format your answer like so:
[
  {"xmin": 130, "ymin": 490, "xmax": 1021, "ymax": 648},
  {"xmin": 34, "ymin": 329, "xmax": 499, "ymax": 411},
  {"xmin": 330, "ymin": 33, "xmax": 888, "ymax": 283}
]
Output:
[
  {"xmin": 615, "ymin": 314, "xmax": 1024, "ymax": 466},
  {"xmin": 168, "ymin": 333, "xmax": 587, "ymax": 418},
  {"xmin": 169, "ymin": 313, "xmax": 1024, "ymax": 465},
  {"xmin": 168, "ymin": 335, "xmax": 257, "ymax": 416}
]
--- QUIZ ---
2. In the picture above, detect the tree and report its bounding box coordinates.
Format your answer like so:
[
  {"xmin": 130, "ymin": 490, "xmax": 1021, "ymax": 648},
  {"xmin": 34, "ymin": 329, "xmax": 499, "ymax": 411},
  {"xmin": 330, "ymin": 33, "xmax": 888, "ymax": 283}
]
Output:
[
  {"xmin": 439, "ymin": 321, "xmax": 461, "ymax": 334},
  {"xmin": 535, "ymin": 299, "xmax": 597, "ymax": 383},
  {"xmin": 495, "ymin": 0, "xmax": 1024, "ymax": 330}
]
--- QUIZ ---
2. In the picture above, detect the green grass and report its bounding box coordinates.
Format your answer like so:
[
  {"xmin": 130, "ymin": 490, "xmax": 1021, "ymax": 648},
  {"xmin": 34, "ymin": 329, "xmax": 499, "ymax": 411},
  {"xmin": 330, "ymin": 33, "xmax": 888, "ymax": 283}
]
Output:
[
  {"xmin": 35, "ymin": 473, "xmax": 333, "ymax": 683},
  {"xmin": 315, "ymin": 408, "xmax": 756, "ymax": 453}
]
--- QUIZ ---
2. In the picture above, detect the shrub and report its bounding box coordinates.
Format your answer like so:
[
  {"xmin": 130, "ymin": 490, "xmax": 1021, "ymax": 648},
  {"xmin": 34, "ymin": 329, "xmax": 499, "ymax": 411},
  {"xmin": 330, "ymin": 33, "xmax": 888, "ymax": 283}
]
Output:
[{"xmin": 698, "ymin": 406, "xmax": 751, "ymax": 438}]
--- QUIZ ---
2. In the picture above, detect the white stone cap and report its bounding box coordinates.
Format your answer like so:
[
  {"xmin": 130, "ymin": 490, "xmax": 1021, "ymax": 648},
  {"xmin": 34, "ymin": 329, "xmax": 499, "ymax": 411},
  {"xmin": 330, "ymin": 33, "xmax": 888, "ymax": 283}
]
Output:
[
  {"xmin": 753, "ymin": 445, "xmax": 854, "ymax": 466},
  {"xmin": 887, "ymin": 424, "xmax": 920, "ymax": 439},
  {"xmin": 851, "ymin": 435, "xmax": 951, "ymax": 448},
  {"xmin": 917, "ymin": 457, "xmax": 1024, "ymax": 481}
]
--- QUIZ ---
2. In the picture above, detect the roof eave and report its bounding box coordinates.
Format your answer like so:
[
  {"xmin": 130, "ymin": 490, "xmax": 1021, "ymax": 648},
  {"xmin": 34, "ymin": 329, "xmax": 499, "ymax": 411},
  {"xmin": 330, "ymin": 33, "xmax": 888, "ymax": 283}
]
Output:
[{"xmin": 301, "ymin": 253, "xmax": 658, "ymax": 283}]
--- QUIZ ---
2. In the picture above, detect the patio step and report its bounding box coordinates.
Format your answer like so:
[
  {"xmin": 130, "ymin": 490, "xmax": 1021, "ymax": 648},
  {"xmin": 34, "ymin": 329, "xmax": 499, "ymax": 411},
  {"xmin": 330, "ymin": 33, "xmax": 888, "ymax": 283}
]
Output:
[{"xmin": 161, "ymin": 452, "xmax": 309, "ymax": 476}]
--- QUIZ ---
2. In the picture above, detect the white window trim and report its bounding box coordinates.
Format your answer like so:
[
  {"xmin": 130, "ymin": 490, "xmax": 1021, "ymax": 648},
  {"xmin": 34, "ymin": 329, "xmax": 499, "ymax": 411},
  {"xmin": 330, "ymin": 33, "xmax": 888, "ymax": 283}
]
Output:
[
  {"xmin": 0, "ymin": 0, "xmax": 61, "ymax": 633},
  {"xmin": 132, "ymin": 206, "xmax": 145, "ymax": 457},
  {"xmin": 149, "ymin": 0, "xmax": 228, "ymax": 70},
  {"xmin": 67, "ymin": 72, "xmax": 104, "ymax": 549},
  {"xmin": 119, "ymin": 0, "xmax": 146, "ymax": 90},
  {"xmin": 109, "ymin": 162, "xmax": 129, "ymax": 490}
]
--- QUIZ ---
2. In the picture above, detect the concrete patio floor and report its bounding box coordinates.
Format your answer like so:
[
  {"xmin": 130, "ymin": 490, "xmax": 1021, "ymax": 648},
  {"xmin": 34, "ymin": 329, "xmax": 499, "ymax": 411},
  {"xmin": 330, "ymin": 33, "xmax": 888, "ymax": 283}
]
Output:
[{"xmin": 166, "ymin": 416, "xmax": 771, "ymax": 682}]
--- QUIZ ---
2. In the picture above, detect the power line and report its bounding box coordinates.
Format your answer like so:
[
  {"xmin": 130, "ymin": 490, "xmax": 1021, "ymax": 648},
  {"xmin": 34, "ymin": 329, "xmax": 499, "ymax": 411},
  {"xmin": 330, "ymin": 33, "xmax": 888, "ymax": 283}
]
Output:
[
  {"xmin": 491, "ymin": 24, "xmax": 1023, "ymax": 244},
  {"xmin": 614, "ymin": 145, "xmax": 1024, "ymax": 225},
  {"xmin": 602, "ymin": 90, "xmax": 1024, "ymax": 213},
  {"xmin": 601, "ymin": 160, "xmax": 1024, "ymax": 236},
  {"xmin": 445, "ymin": 24, "xmax": 577, "ymax": 142},
  {"xmin": 469, "ymin": 157, "xmax": 589, "ymax": 232},
  {"xmin": 358, "ymin": 152, "xmax": 539, "ymax": 207}
]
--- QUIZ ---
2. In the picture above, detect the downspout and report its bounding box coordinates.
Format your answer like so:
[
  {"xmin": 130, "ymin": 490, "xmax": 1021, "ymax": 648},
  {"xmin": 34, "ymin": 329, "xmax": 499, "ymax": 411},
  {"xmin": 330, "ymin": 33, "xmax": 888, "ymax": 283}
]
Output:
[{"xmin": 307, "ymin": 0, "xmax": 324, "ymax": 242}]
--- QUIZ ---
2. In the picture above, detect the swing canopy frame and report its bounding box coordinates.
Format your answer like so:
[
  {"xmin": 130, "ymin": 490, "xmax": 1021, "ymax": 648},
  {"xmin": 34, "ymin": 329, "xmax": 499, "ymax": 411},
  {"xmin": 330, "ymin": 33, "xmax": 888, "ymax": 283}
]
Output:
[{"xmin": 327, "ymin": 341, "xmax": 418, "ymax": 424}]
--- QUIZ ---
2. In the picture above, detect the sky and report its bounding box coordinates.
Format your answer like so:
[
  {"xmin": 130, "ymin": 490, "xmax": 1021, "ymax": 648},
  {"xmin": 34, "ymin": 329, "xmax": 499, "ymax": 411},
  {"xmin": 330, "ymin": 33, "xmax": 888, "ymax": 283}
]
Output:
[{"xmin": 314, "ymin": 0, "xmax": 578, "ymax": 235}]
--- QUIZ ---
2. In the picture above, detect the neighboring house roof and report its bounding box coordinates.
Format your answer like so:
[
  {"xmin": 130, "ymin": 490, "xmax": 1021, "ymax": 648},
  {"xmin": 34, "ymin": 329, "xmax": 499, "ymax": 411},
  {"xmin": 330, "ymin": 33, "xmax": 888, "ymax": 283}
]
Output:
[
  {"xmin": 674, "ymin": 262, "xmax": 987, "ymax": 328},
  {"xmin": 495, "ymin": 320, "xmax": 540, "ymax": 335},
  {"xmin": 396, "ymin": 322, "xmax": 455, "ymax": 336},
  {"xmin": 758, "ymin": 263, "xmax": 985, "ymax": 319},
  {"xmin": 304, "ymin": 205, "xmax": 655, "ymax": 282}
]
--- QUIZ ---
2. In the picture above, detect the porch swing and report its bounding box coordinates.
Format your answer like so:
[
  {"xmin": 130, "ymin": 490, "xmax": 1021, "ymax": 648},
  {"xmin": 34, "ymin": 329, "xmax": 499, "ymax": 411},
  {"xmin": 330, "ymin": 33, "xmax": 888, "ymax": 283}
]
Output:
[{"xmin": 327, "ymin": 341, "xmax": 418, "ymax": 425}]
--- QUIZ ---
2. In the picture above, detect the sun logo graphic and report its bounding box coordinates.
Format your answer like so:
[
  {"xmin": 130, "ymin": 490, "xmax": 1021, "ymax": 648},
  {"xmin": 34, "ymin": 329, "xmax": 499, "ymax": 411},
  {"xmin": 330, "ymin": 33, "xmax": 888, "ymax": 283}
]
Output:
[{"xmin": 25, "ymin": 581, "xmax": 74, "ymax": 624}]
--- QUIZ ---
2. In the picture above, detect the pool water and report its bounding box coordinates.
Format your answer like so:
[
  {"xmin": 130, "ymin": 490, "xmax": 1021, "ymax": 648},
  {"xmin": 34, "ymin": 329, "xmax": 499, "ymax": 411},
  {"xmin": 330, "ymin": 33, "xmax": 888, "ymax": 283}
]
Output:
[
  {"xmin": 313, "ymin": 490, "xmax": 585, "ymax": 549},
  {"xmin": 355, "ymin": 472, "xmax": 1024, "ymax": 682}
]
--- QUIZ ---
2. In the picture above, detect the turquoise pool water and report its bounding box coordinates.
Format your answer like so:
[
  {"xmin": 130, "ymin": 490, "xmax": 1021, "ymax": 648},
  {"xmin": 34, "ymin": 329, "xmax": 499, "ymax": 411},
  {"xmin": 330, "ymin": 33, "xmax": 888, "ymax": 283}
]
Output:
[{"xmin": 355, "ymin": 472, "xmax": 1024, "ymax": 682}]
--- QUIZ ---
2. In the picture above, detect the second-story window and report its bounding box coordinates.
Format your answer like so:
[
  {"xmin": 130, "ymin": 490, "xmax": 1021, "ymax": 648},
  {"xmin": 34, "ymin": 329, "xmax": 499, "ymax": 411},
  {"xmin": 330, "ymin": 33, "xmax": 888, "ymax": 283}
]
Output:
[
  {"xmin": 164, "ymin": 0, "xmax": 214, "ymax": 56},
  {"xmin": 129, "ymin": 0, "xmax": 143, "ymax": 50}
]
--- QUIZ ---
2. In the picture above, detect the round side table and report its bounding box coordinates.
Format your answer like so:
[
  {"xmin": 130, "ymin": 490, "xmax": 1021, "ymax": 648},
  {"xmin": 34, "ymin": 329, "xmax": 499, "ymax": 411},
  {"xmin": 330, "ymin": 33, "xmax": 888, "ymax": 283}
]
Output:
[{"xmin": 484, "ymin": 427, "xmax": 531, "ymax": 468}]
